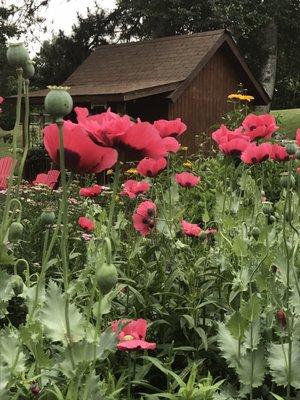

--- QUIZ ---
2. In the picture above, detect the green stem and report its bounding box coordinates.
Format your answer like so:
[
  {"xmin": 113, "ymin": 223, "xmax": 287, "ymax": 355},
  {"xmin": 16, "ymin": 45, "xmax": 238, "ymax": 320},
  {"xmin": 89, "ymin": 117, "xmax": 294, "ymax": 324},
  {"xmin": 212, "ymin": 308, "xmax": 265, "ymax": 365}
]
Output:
[
  {"xmin": 16, "ymin": 79, "xmax": 30, "ymax": 191},
  {"xmin": 107, "ymin": 162, "xmax": 121, "ymax": 235},
  {"xmin": 127, "ymin": 352, "xmax": 132, "ymax": 400},
  {"xmin": 0, "ymin": 68, "xmax": 23, "ymax": 243},
  {"xmin": 57, "ymin": 119, "xmax": 75, "ymax": 369}
]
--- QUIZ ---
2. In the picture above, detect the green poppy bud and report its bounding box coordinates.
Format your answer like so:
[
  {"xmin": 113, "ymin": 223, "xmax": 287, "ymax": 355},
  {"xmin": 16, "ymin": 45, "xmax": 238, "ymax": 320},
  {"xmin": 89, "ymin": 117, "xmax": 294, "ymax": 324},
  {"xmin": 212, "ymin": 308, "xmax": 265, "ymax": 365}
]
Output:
[
  {"xmin": 199, "ymin": 231, "xmax": 207, "ymax": 241},
  {"xmin": 44, "ymin": 86, "xmax": 73, "ymax": 119},
  {"xmin": 23, "ymin": 60, "xmax": 35, "ymax": 79},
  {"xmin": 40, "ymin": 210, "xmax": 56, "ymax": 225},
  {"xmin": 262, "ymin": 201, "xmax": 273, "ymax": 214},
  {"xmin": 7, "ymin": 43, "xmax": 29, "ymax": 68},
  {"xmin": 295, "ymin": 150, "xmax": 300, "ymax": 160},
  {"xmin": 8, "ymin": 222, "xmax": 24, "ymax": 242},
  {"xmin": 251, "ymin": 227, "xmax": 260, "ymax": 240},
  {"xmin": 96, "ymin": 263, "xmax": 118, "ymax": 295},
  {"xmin": 285, "ymin": 141, "xmax": 297, "ymax": 156},
  {"xmin": 11, "ymin": 275, "xmax": 23, "ymax": 295},
  {"xmin": 268, "ymin": 215, "xmax": 276, "ymax": 224},
  {"xmin": 280, "ymin": 173, "xmax": 295, "ymax": 189}
]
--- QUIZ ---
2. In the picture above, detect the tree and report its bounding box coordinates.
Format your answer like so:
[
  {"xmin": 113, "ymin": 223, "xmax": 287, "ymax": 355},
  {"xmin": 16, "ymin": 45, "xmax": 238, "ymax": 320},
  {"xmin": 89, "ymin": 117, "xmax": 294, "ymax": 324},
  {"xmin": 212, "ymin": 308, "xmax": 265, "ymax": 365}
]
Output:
[{"xmin": 33, "ymin": 6, "xmax": 114, "ymax": 88}]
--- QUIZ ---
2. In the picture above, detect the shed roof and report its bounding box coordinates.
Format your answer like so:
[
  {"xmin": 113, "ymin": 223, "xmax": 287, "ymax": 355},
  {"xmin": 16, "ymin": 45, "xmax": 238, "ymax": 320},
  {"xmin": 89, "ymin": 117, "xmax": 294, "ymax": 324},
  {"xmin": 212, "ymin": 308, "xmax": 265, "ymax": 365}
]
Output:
[{"xmin": 29, "ymin": 29, "xmax": 269, "ymax": 104}]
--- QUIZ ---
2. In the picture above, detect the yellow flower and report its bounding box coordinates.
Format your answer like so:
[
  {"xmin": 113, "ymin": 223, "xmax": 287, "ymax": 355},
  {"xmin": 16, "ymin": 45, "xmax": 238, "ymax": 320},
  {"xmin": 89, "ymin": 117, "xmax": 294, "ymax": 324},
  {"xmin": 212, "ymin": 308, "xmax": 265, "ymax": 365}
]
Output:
[
  {"xmin": 240, "ymin": 95, "xmax": 254, "ymax": 102},
  {"xmin": 227, "ymin": 93, "xmax": 240, "ymax": 100},
  {"xmin": 227, "ymin": 93, "xmax": 254, "ymax": 102},
  {"xmin": 106, "ymin": 169, "xmax": 114, "ymax": 175},
  {"xmin": 125, "ymin": 168, "xmax": 138, "ymax": 175},
  {"xmin": 183, "ymin": 161, "xmax": 193, "ymax": 168},
  {"xmin": 180, "ymin": 146, "xmax": 188, "ymax": 151}
]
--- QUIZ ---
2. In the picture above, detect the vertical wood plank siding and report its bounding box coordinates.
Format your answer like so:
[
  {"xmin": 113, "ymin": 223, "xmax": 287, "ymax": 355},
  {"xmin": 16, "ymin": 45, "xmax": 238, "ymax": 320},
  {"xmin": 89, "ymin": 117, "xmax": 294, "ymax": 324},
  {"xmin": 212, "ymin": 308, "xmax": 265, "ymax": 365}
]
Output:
[{"xmin": 169, "ymin": 44, "xmax": 253, "ymax": 154}]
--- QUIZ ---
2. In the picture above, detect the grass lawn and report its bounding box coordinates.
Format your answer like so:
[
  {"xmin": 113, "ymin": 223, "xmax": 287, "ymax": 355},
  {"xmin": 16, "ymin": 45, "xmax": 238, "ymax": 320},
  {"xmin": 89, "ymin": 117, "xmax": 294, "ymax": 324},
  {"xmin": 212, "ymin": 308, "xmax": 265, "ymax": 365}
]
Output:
[{"xmin": 271, "ymin": 108, "xmax": 300, "ymax": 138}]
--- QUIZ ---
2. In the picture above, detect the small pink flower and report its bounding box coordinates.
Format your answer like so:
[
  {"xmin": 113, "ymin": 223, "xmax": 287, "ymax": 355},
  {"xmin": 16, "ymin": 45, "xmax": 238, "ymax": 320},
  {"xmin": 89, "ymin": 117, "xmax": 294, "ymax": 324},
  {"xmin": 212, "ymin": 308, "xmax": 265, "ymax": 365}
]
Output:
[
  {"xmin": 111, "ymin": 319, "xmax": 156, "ymax": 351},
  {"xmin": 242, "ymin": 114, "xmax": 278, "ymax": 141},
  {"xmin": 32, "ymin": 170, "xmax": 60, "ymax": 189},
  {"xmin": 175, "ymin": 172, "xmax": 200, "ymax": 187},
  {"xmin": 241, "ymin": 143, "xmax": 272, "ymax": 164},
  {"xmin": 137, "ymin": 157, "xmax": 167, "ymax": 177},
  {"xmin": 132, "ymin": 200, "xmax": 156, "ymax": 236},
  {"xmin": 154, "ymin": 118, "xmax": 186, "ymax": 138},
  {"xmin": 79, "ymin": 184, "xmax": 102, "ymax": 197},
  {"xmin": 0, "ymin": 96, "xmax": 4, "ymax": 104},
  {"xmin": 296, "ymin": 129, "xmax": 300, "ymax": 146},
  {"xmin": 78, "ymin": 216, "xmax": 95, "ymax": 232},
  {"xmin": 181, "ymin": 220, "xmax": 201, "ymax": 237},
  {"xmin": 68, "ymin": 197, "xmax": 78, "ymax": 204},
  {"xmin": 82, "ymin": 233, "xmax": 93, "ymax": 241},
  {"xmin": 0, "ymin": 156, "xmax": 15, "ymax": 190},
  {"xmin": 121, "ymin": 179, "xmax": 150, "ymax": 199}
]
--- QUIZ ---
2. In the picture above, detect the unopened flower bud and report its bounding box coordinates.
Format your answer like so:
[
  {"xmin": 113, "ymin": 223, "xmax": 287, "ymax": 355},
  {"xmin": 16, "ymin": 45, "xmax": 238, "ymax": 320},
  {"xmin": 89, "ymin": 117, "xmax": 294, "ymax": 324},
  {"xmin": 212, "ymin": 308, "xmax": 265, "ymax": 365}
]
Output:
[
  {"xmin": 251, "ymin": 227, "xmax": 260, "ymax": 240},
  {"xmin": 262, "ymin": 201, "xmax": 273, "ymax": 214},
  {"xmin": 295, "ymin": 150, "xmax": 300, "ymax": 160},
  {"xmin": 285, "ymin": 141, "xmax": 297, "ymax": 156},
  {"xmin": 11, "ymin": 275, "xmax": 24, "ymax": 295},
  {"xmin": 7, "ymin": 43, "xmax": 29, "ymax": 68},
  {"xmin": 40, "ymin": 210, "xmax": 55, "ymax": 226},
  {"xmin": 96, "ymin": 263, "xmax": 118, "ymax": 295},
  {"xmin": 280, "ymin": 172, "xmax": 295, "ymax": 189},
  {"xmin": 44, "ymin": 86, "xmax": 73, "ymax": 119},
  {"xmin": 8, "ymin": 222, "xmax": 24, "ymax": 242},
  {"xmin": 199, "ymin": 231, "xmax": 207, "ymax": 241},
  {"xmin": 30, "ymin": 382, "xmax": 41, "ymax": 396},
  {"xmin": 276, "ymin": 309, "xmax": 287, "ymax": 329},
  {"xmin": 23, "ymin": 60, "xmax": 35, "ymax": 79}
]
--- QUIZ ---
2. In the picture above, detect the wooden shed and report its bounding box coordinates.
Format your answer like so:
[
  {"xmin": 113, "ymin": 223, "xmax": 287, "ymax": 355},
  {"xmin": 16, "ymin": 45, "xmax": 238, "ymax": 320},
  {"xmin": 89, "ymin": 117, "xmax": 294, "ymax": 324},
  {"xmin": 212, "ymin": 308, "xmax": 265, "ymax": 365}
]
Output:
[{"xmin": 30, "ymin": 29, "xmax": 270, "ymax": 153}]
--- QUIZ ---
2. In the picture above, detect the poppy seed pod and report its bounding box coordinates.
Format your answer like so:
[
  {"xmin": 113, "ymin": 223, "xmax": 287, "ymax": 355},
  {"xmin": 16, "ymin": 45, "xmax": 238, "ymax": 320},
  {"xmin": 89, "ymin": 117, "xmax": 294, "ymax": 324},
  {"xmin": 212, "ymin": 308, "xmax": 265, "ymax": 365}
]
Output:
[
  {"xmin": 285, "ymin": 141, "xmax": 297, "ymax": 156},
  {"xmin": 44, "ymin": 86, "xmax": 73, "ymax": 119},
  {"xmin": 7, "ymin": 43, "xmax": 29, "ymax": 68},
  {"xmin": 40, "ymin": 210, "xmax": 55, "ymax": 225},
  {"xmin": 8, "ymin": 222, "xmax": 24, "ymax": 242},
  {"xmin": 23, "ymin": 60, "xmax": 35, "ymax": 79},
  {"xmin": 96, "ymin": 263, "xmax": 118, "ymax": 295}
]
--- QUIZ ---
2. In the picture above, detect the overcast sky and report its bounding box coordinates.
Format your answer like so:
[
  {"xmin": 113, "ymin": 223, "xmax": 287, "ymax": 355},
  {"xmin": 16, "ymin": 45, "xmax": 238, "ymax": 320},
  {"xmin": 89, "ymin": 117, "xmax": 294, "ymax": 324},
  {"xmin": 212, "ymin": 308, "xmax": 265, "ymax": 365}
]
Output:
[{"xmin": 25, "ymin": 0, "xmax": 116, "ymax": 54}]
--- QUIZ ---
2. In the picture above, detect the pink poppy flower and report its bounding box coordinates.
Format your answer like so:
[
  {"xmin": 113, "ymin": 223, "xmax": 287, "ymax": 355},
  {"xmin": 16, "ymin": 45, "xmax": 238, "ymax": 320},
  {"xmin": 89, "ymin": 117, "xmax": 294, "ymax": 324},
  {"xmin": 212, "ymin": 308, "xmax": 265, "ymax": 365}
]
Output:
[
  {"xmin": 181, "ymin": 220, "xmax": 201, "ymax": 237},
  {"xmin": 44, "ymin": 121, "xmax": 118, "ymax": 174},
  {"xmin": 241, "ymin": 143, "xmax": 272, "ymax": 164},
  {"xmin": 132, "ymin": 200, "xmax": 156, "ymax": 236},
  {"xmin": 242, "ymin": 114, "xmax": 278, "ymax": 141},
  {"xmin": 111, "ymin": 319, "xmax": 156, "ymax": 351},
  {"xmin": 296, "ymin": 129, "xmax": 300, "ymax": 146},
  {"xmin": 79, "ymin": 184, "xmax": 102, "ymax": 197},
  {"xmin": 0, "ymin": 96, "xmax": 4, "ymax": 104},
  {"xmin": 212, "ymin": 125, "xmax": 248, "ymax": 145},
  {"xmin": 154, "ymin": 118, "xmax": 187, "ymax": 138},
  {"xmin": 78, "ymin": 216, "xmax": 95, "ymax": 232},
  {"xmin": 32, "ymin": 170, "xmax": 60, "ymax": 189},
  {"xmin": 219, "ymin": 138, "xmax": 250, "ymax": 156},
  {"xmin": 269, "ymin": 144, "xmax": 289, "ymax": 162},
  {"xmin": 175, "ymin": 172, "xmax": 200, "ymax": 187},
  {"xmin": 121, "ymin": 179, "xmax": 150, "ymax": 199},
  {"xmin": 137, "ymin": 157, "xmax": 167, "ymax": 177},
  {"xmin": 206, "ymin": 228, "xmax": 217, "ymax": 235},
  {"xmin": 0, "ymin": 156, "xmax": 16, "ymax": 190},
  {"xmin": 162, "ymin": 137, "xmax": 181, "ymax": 153}
]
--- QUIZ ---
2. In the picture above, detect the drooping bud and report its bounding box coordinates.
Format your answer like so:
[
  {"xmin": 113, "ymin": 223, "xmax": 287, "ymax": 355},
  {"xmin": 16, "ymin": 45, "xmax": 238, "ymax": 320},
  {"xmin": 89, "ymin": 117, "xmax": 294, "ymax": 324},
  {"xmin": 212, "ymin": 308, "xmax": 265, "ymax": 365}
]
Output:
[
  {"xmin": 251, "ymin": 227, "xmax": 260, "ymax": 240},
  {"xmin": 96, "ymin": 263, "xmax": 118, "ymax": 295},
  {"xmin": 11, "ymin": 275, "xmax": 24, "ymax": 295},
  {"xmin": 276, "ymin": 309, "xmax": 287, "ymax": 329},
  {"xmin": 44, "ymin": 86, "xmax": 73, "ymax": 119},
  {"xmin": 8, "ymin": 222, "xmax": 24, "ymax": 242},
  {"xmin": 40, "ymin": 210, "xmax": 56, "ymax": 226},
  {"xmin": 23, "ymin": 60, "xmax": 35, "ymax": 79},
  {"xmin": 262, "ymin": 201, "xmax": 273, "ymax": 215},
  {"xmin": 7, "ymin": 43, "xmax": 29, "ymax": 68},
  {"xmin": 280, "ymin": 172, "xmax": 295, "ymax": 189}
]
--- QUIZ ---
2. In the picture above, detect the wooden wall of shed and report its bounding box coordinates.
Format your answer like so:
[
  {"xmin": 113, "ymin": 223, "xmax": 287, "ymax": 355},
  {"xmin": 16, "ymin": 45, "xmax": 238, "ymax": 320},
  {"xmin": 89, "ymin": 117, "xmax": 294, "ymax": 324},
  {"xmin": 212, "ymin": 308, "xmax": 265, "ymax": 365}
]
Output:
[
  {"xmin": 168, "ymin": 44, "xmax": 253, "ymax": 154},
  {"xmin": 126, "ymin": 95, "xmax": 169, "ymax": 122}
]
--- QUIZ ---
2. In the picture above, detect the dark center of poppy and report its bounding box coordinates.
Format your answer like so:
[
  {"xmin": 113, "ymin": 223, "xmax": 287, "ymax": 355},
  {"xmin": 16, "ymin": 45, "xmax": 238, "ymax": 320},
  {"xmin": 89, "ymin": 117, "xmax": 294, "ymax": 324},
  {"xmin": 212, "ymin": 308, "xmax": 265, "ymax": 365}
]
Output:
[
  {"xmin": 250, "ymin": 125, "xmax": 257, "ymax": 131},
  {"xmin": 184, "ymin": 182, "xmax": 192, "ymax": 187},
  {"xmin": 147, "ymin": 208, "xmax": 155, "ymax": 217}
]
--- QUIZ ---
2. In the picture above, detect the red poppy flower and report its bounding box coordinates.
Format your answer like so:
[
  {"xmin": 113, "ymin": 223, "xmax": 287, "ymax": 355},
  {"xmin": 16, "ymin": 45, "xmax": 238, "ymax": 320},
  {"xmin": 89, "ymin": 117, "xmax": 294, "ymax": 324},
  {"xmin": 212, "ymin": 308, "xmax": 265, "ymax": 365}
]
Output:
[
  {"xmin": 0, "ymin": 96, "xmax": 4, "ymax": 104},
  {"xmin": 111, "ymin": 319, "xmax": 156, "ymax": 351},
  {"xmin": 212, "ymin": 125, "xmax": 248, "ymax": 145},
  {"xmin": 75, "ymin": 107, "xmax": 133, "ymax": 147},
  {"xmin": 175, "ymin": 172, "xmax": 200, "ymax": 187},
  {"xmin": 296, "ymin": 129, "xmax": 300, "ymax": 146},
  {"xmin": 137, "ymin": 157, "xmax": 167, "ymax": 177},
  {"xmin": 78, "ymin": 216, "xmax": 95, "ymax": 232},
  {"xmin": 0, "ymin": 156, "xmax": 15, "ymax": 190},
  {"xmin": 79, "ymin": 184, "xmax": 102, "ymax": 197},
  {"xmin": 269, "ymin": 144, "xmax": 289, "ymax": 162},
  {"xmin": 32, "ymin": 170, "xmax": 60, "ymax": 189},
  {"xmin": 132, "ymin": 200, "xmax": 156, "ymax": 236},
  {"xmin": 44, "ymin": 121, "xmax": 118, "ymax": 173},
  {"xmin": 242, "ymin": 114, "xmax": 278, "ymax": 141},
  {"xmin": 181, "ymin": 220, "xmax": 201, "ymax": 237},
  {"xmin": 121, "ymin": 179, "xmax": 150, "ymax": 199},
  {"xmin": 241, "ymin": 143, "xmax": 272, "ymax": 164},
  {"xmin": 219, "ymin": 138, "xmax": 250, "ymax": 156},
  {"xmin": 154, "ymin": 118, "xmax": 187, "ymax": 138},
  {"xmin": 276, "ymin": 309, "xmax": 287, "ymax": 329}
]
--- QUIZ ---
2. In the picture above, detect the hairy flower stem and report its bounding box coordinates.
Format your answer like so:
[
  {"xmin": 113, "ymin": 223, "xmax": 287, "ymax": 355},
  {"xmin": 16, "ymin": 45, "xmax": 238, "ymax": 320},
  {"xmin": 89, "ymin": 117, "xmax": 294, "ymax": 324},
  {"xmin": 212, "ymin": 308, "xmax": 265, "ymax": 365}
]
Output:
[
  {"xmin": 127, "ymin": 352, "xmax": 132, "ymax": 399},
  {"xmin": 16, "ymin": 79, "xmax": 30, "ymax": 191},
  {"xmin": 0, "ymin": 68, "xmax": 23, "ymax": 243},
  {"xmin": 283, "ymin": 158, "xmax": 293, "ymax": 400},
  {"xmin": 57, "ymin": 119, "xmax": 75, "ymax": 369},
  {"xmin": 107, "ymin": 161, "xmax": 121, "ymax": 235}
]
